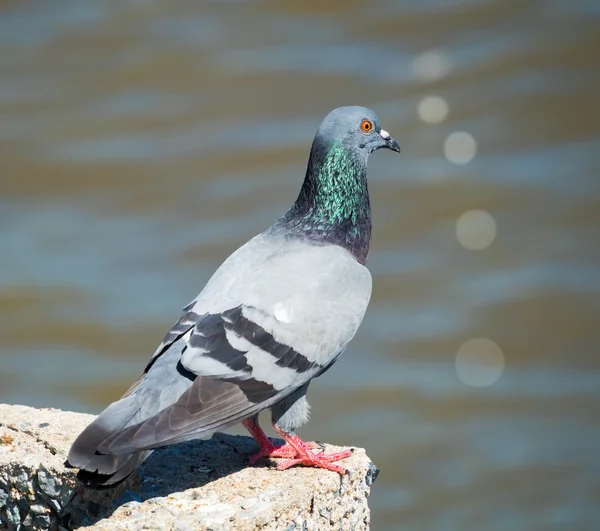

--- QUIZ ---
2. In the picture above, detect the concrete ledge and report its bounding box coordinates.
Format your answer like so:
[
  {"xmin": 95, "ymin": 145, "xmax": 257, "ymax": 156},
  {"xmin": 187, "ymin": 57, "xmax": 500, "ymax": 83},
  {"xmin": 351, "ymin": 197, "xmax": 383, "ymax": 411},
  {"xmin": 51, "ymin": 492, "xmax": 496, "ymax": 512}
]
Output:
[{"xmin": 0, "ymin": 404, "xmax": 378, "ymax": 530}]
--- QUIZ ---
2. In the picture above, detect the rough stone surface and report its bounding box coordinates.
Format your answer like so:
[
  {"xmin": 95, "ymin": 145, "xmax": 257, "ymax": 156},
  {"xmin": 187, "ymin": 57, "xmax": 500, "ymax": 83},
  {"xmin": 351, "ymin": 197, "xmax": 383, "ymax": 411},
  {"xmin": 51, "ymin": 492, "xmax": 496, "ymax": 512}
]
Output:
[{"xmin": 0, "ymin": 404, "xmax": 378, "ymax": 530}]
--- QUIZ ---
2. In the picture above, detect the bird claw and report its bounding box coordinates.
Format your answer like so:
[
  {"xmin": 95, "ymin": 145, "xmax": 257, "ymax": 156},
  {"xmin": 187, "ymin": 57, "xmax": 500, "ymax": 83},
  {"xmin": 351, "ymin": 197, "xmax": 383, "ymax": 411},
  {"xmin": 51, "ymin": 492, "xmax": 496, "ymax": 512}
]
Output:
[
  {"xmin": 248, "ymin": 440, "xmax": 323, "ymax": 465},
  {"xmin": 248, "ymin": 443, "xmax": 293, "ymax": 464},
  {"xmin": 242, "ymin": 419, "xmax": 351, "ymax": 475},
  {"xmin": 275, "ymin": 448, "xmax": 353, "ymax": 475},
  {"xmin": 312, "ymin": 448, "xmax": 354, "ymax": 462}
]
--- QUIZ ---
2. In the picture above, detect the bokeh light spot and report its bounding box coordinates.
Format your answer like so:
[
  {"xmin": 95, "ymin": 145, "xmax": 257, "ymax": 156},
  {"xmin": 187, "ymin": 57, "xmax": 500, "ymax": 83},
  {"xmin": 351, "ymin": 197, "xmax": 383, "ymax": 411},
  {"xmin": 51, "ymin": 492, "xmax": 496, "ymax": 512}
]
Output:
[
  {"xmin": 444, "ymin": 131, "xmax": 477, "ymax": 164},
  {"xmin": 455, "ymin": 338, "xmax": 505, "ymax": 388},
  {"xmin": 418, "ymin": 96, "xmax": 449, "ymax": 124},
  {"xmin": 411, "ymin": 50, "xmax": 452, "ymax": 82},
  {"xmin": 456, "ymin": 209, "xmax": 497, "ymax": 250}
]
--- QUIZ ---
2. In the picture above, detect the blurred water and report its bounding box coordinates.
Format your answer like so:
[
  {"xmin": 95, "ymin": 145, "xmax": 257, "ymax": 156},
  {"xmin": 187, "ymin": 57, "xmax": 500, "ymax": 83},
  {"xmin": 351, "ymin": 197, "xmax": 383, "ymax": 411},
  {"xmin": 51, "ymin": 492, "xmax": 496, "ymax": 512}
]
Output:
[{"xmin": 1, "ymin": 1, "xmax": 599, "ymax": 529}]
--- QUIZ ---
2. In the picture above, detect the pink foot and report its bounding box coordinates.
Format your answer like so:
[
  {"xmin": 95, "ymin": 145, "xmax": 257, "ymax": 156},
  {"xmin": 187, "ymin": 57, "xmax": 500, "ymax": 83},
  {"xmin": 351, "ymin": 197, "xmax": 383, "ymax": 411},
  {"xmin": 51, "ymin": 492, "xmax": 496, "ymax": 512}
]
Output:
[
  {"xmin": 242, "ymin": 418, "xmax": 321, "ymax": 464},
  {"xmin": 242, "ymin": 418, "xmax": 352, "ymax": 475},
  {"xmin": 248, "ymin": 440, "xmax": 323, "ymax": 465},
  {"xmin": 276, "ymin": 448, "xmax": 354, "ymax": 475},
  {"xmin": 273, "ymin": 427, "xmax": 353, "ymax": 476}
]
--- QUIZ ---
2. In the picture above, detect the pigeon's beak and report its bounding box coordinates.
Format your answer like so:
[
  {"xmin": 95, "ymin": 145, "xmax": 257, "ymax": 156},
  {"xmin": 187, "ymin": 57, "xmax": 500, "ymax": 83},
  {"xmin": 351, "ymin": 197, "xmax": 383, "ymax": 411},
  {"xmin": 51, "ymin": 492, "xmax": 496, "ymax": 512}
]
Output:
[{"xmin": 379, "ymin": 129, "xmax": 401, "ymax": 153}]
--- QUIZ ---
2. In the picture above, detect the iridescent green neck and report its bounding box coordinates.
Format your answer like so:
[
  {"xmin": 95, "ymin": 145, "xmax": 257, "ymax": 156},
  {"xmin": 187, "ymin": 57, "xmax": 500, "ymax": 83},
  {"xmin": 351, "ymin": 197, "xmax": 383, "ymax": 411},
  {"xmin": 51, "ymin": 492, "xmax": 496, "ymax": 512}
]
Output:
[
  {"xmin": 277, "ymin": 139, "xmax": 372, "ymax": 264},
  {"xmin": 311, "ymin": 141, "xmax": 369, "ymax": 225}
]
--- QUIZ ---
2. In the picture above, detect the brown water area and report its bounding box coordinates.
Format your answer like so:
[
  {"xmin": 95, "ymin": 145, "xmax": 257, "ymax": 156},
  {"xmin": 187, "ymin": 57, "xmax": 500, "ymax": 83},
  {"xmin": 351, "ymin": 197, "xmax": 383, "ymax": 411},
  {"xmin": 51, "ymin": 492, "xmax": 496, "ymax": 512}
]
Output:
[{"xmin": 1, "ymin": 1, "xmax": 599, "ymax": 529}]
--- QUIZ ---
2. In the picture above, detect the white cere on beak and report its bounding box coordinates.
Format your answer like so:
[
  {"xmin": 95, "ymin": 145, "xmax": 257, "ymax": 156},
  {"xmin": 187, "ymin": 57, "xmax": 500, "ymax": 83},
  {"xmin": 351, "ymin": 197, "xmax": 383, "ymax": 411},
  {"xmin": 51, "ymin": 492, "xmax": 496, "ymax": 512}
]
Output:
[{"xmin": 379, "ymin": 129, "xmax": 390, "ymax": 139}]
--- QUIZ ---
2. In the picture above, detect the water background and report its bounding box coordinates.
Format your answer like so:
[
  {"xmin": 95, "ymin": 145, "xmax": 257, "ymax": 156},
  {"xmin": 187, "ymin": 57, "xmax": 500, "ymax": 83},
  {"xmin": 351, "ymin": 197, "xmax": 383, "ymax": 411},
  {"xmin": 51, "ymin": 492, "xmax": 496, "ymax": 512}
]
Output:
[{"xmin": 1, "ymin": 1, "xmax": 599, "ymax": 529}]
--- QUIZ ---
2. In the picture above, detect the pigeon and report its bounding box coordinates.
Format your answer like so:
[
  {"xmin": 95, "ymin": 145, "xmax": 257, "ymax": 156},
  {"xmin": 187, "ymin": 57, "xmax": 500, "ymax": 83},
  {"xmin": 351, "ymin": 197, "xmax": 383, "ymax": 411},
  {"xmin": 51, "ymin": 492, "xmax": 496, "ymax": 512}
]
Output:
[{"xmin": 66, "ymin": 106, "xmax": 400, "ymax": 488}]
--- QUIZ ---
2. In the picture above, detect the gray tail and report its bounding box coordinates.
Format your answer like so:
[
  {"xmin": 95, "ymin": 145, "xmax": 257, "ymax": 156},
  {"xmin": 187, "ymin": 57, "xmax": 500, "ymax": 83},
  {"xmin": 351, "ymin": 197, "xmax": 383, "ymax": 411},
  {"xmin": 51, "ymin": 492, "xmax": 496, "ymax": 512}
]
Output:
[
  {"xmin": 65, "ymin": 397, "xmax": 152, "ymax": 489},
  {"xmin": 66, "ymin": 451, "xmax": 151, "ymax": 490}
]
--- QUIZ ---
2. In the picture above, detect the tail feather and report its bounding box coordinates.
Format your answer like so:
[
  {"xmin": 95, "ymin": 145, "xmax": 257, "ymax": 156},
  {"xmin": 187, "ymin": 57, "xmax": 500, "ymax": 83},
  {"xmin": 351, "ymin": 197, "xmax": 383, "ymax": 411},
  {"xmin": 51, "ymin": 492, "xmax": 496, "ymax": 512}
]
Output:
[
  {"xmin": 66, "ymin": 450, "xmax": 152, "ymax": 489},
  {"xmin": 66, "ymin": 396, "xmax": 152, "ymax": 489}
]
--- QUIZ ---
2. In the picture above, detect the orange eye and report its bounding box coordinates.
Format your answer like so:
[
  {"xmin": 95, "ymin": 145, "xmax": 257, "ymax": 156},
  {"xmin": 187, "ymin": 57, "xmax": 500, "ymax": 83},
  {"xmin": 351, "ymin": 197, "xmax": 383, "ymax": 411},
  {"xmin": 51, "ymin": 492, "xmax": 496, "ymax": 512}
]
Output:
[{"xmin": 360, "ymin": 119, "xmax": 374, "ymax": 133}]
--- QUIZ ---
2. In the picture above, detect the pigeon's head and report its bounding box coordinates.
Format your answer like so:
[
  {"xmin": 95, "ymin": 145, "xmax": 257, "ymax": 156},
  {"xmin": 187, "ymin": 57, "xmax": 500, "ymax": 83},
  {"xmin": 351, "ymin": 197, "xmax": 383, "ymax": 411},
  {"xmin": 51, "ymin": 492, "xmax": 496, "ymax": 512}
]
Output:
[{"xmin": 315, "ymin": 106, "xmax": 400, "ymax": 157}]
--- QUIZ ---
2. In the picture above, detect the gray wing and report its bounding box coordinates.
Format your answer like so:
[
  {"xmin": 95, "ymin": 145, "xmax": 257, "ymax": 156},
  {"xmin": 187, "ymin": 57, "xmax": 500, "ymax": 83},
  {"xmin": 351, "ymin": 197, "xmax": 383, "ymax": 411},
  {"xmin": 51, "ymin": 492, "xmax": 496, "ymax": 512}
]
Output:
[{"xmin": 97, "ymin": 235, "xmax": 372, "ymax": 455}]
